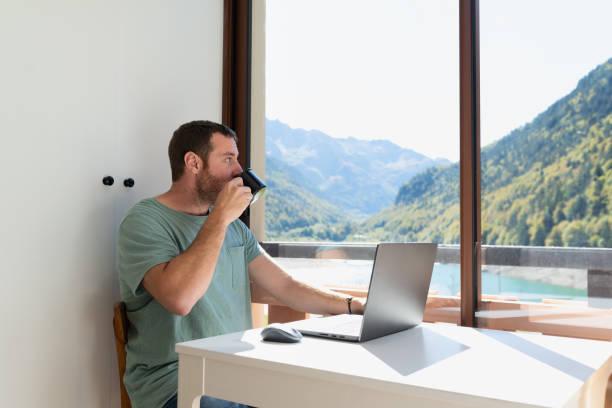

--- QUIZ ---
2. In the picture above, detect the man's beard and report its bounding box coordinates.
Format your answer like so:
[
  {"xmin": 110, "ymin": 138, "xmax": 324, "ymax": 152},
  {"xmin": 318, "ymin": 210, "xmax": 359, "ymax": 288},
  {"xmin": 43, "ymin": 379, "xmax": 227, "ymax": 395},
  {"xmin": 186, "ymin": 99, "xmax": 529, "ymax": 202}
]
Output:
[{"xmin": 195, "ymin": 170, "xmax": 228, "ymax": 205}]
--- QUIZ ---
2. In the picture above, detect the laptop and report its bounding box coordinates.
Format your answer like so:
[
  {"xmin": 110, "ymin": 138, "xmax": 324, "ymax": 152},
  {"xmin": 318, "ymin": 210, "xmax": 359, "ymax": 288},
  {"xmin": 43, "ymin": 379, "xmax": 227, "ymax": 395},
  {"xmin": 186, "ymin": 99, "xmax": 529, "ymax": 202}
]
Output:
[{"xmin": 288, "ymin": 242, "xmax": 437, "ymax": 342}]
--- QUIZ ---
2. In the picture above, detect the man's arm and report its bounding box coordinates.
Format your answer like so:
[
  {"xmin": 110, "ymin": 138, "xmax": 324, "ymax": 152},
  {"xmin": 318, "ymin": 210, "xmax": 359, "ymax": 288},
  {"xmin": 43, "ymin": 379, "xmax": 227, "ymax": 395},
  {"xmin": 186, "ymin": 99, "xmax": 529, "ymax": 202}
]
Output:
[
  {"xmin": 142, "ymin": 179, "xmax": 252, "ymax": 316},
  {"xmin": 248, "ymin": 252, "xmax": 366, "ymax": 315}
]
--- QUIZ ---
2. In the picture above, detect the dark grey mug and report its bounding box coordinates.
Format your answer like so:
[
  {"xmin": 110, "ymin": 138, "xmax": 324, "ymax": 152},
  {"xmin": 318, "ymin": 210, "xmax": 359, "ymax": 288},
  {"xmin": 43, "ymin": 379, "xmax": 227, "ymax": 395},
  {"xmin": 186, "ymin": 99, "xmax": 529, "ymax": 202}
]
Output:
[{"xmin": 240, "ymin": 168, "xmax": 266, "ymax": 204}]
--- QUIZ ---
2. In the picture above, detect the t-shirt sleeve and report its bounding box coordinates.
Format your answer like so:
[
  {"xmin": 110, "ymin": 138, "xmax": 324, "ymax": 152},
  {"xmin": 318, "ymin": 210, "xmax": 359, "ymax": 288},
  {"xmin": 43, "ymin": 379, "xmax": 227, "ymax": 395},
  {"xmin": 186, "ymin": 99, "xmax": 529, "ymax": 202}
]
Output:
[{"xmin": 117, "ymin": 211, "xmax": 180, "ymax": 299}]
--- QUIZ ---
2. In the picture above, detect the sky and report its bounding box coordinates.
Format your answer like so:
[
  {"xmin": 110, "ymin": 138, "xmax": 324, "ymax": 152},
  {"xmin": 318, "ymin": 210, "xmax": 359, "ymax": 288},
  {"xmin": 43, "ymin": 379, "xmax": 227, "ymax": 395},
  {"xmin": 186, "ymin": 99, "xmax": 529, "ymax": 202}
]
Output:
[{"xmin": 265, "ymin": 0, "xmax": 612, "ymax": 162}]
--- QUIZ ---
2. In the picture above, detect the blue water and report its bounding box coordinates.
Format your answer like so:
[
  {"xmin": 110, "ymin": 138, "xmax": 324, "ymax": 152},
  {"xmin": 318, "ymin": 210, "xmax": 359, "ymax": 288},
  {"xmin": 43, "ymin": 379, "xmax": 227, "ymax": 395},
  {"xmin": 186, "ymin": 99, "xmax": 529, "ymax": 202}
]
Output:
[
  {"xmin": 281, "ymin": 259, "xmax": 588, "ymax": 303},
  {"xmin": 431, "ymin": 263, "xmax": 587, "ymax": 303}
]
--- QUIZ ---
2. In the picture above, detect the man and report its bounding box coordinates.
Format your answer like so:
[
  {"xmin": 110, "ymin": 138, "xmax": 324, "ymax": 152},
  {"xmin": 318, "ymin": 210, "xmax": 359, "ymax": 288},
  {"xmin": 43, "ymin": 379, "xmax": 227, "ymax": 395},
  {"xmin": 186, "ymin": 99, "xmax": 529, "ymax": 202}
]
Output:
[{"xmin": 118, "ymin": 120, "xmax": 365, "ymax": 408}]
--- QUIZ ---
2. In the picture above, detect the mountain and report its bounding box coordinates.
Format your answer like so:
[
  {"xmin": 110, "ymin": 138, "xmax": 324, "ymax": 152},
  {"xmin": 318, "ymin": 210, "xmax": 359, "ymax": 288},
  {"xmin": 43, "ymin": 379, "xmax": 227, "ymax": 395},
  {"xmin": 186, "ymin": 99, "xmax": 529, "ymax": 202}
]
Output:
[
  {"xmin": 358, "ymin": 58, "xmax": 612, "ymax": 247},
  {"xmin": 264, "ymin": 157, "xmax": 354, "ymax": 241},
  {"xmin": 265, "ymin": 119, "xmax": 449, "ymax": 218}
]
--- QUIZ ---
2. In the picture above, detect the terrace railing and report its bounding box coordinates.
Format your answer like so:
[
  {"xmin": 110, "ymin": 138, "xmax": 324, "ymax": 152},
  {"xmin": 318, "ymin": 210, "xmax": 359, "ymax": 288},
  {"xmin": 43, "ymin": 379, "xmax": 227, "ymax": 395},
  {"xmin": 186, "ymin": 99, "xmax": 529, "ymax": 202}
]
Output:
[{"xmin": 251, "ymin": 243, "xmax": 612, "ymax": 341}]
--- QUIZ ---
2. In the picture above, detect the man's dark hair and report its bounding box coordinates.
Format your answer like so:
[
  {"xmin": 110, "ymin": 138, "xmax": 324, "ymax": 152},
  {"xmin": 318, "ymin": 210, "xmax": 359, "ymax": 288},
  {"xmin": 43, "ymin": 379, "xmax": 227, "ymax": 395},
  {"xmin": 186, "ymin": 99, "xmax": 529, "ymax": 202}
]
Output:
[{"xmin": 168, "ymin": 120, "xmax": 237, "ymax": 182}]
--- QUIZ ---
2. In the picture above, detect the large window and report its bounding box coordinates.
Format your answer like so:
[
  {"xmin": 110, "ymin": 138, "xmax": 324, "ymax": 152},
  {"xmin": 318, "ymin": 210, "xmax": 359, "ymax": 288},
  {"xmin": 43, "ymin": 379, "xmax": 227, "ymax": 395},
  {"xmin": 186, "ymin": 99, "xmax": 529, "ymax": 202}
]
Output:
[
  {"xmin": 244, "ymin": 0, "xmax": 612, "ymax": 337},
  {"xmin": 264, "ymin": 0, "xmax": 460, "ymax": 317},
  {"xmin": 477, "ymin": 0, "xmax": 612, "ymax": 338}
]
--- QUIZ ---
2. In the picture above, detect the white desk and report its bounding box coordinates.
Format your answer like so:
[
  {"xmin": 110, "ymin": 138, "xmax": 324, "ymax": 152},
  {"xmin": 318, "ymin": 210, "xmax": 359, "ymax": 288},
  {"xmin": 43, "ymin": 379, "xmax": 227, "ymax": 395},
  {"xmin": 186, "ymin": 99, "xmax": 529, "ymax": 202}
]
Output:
[{"xmin": 176, "ymin": 323, "xmax": 612, "ymax": 408}]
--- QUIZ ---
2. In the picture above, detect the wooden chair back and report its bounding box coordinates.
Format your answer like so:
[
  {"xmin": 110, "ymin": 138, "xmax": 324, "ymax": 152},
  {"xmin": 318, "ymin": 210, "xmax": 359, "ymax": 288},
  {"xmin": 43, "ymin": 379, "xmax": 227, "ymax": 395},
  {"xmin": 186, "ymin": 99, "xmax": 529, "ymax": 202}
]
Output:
[{"xmin": 113, "ymin": 301, "xmax": 132, "ymax": 408}]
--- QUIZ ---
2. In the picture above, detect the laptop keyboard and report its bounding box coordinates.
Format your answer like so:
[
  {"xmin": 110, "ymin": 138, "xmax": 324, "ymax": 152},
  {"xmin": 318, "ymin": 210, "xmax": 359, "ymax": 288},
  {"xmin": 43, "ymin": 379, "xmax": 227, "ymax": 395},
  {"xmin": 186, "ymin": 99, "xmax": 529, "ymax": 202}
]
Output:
[{"xmin": 293, "ymin": 314, "xmax": 362, "ymax": 336}]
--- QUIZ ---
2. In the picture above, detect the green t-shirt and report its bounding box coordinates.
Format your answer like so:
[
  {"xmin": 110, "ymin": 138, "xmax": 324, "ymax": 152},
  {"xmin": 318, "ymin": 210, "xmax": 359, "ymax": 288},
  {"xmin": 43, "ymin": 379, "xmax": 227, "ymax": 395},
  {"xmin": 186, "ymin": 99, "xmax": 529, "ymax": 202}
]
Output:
[{"xmin": 117, "ymin": 198, "xmax": 263, "ymax": 408}]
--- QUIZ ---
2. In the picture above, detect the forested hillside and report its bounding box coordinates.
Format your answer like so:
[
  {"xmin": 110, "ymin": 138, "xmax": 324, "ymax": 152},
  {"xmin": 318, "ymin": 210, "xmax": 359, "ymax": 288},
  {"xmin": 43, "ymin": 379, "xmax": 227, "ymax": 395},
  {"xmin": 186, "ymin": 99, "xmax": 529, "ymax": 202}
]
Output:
[
  {"xmin": 264, "ymin": 157, "xmax": 353, "ymax": 241},
  {"xmin": 357, "ymin": 58, "xmax": 612, "ymax": 247}
]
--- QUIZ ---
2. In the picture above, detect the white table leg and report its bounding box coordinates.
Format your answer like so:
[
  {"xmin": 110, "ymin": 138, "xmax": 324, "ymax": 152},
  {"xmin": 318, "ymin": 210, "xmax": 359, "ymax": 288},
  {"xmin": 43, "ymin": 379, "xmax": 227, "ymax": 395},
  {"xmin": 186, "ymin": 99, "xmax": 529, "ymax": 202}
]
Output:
[{"xmin": 177, "ymin": 353, "xmax": 205, "ymax": 408}]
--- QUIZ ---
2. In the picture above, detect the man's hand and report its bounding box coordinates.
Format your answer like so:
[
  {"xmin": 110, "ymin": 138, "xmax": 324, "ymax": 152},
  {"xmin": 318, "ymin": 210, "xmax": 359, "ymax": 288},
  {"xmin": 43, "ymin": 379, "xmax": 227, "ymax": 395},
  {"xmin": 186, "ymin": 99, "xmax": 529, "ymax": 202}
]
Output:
[{"xmin": 211, "ymin": 177, "xmax": 253, "ymax": 226}]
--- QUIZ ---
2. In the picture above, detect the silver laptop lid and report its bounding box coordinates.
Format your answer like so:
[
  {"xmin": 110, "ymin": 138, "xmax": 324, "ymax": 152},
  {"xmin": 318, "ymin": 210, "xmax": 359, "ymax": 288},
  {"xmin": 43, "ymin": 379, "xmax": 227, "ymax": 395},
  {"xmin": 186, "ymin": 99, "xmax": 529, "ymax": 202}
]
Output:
[{"xmin": 359, "ymin": 242, "xmax": 437, "ymax": 342}]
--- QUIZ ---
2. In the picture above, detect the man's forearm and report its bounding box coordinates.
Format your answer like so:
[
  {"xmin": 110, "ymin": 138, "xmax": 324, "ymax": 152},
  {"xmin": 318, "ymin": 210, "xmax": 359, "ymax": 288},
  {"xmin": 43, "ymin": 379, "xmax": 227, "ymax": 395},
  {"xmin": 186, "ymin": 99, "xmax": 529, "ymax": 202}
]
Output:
[
  {"xmin": 248, "ymin": 254, "xmax": 366, "ymax": 316},
  {"xmin": 143, "ymin": 212, "xmax": 228, "ymax": 315},
  {"xmin": 277, "ymin": 276, "xmax": 364, "ymax": 316}
]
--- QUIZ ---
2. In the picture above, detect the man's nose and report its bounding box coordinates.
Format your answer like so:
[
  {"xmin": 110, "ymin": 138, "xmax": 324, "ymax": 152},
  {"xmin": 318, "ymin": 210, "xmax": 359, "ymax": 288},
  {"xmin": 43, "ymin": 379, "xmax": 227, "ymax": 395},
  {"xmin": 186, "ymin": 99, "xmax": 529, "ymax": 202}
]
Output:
[{"xmin": 234, "ymin": 161, "xmax": 243, "ymax": 175}]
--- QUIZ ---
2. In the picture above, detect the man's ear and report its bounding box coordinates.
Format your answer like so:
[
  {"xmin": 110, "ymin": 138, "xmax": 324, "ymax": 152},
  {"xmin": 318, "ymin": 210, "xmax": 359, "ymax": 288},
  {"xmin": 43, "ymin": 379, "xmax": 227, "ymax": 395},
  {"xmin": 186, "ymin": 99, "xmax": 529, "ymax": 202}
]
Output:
[{"xmin": 184, "ymin": 151, "xmax": 202, "ymax": 175}]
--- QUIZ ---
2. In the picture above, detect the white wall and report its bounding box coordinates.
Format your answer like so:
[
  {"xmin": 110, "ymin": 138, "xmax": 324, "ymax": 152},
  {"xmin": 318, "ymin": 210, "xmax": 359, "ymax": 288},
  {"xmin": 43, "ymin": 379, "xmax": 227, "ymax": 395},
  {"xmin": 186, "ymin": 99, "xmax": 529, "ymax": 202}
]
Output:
[{"xmin": 0, "ymin": 1, "xmax": 223, "ymax": 406}]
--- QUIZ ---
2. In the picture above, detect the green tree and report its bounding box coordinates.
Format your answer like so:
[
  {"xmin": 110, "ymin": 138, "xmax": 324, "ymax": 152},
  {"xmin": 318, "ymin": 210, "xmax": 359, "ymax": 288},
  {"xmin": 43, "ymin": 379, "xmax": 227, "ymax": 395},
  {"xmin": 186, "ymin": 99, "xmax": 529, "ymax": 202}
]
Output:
[
  {"xmin": 593, "ymin": 164, "xmax": 604, "ymax": 178},
  {"xmin": 567, "ymin": 196, "xmax": 588, "ymax": 220},
  {"xmin": 596, "ymin": 219, "xmax": 611, "ymax": 247},
  {"xmin": 546, "ymin": 228, "xmax": 564, "ymax": 246},
  {"xmin": 563, "ymin": 222, "xmax": 589, "ymax": 247},
  {"xmin": 517, "ymin": 212, "xmax": 530, "ymax": 245},
  {"xmin": 590, "ymin": 179, "xmax": 607, "ymax": 216},
  {"xmin": 542, "ymin": 212, "xmax": 554, "ymax": 233},
  {"xmin": 554, "ymin": 206, "xmax": 566, "ymax": 224},
  {"xmin": 532, "ymin": 223, "xmax": 547, "ymax": 246}
]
